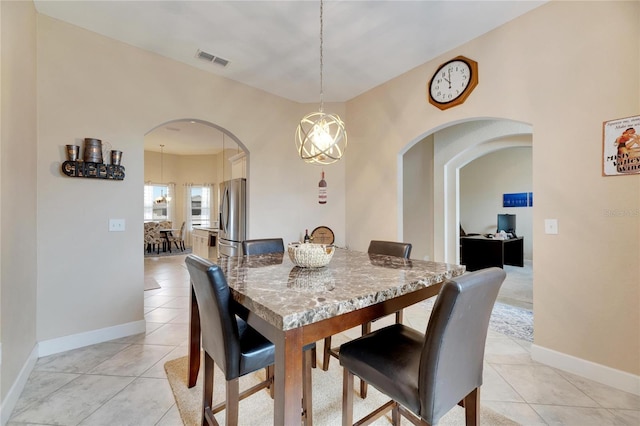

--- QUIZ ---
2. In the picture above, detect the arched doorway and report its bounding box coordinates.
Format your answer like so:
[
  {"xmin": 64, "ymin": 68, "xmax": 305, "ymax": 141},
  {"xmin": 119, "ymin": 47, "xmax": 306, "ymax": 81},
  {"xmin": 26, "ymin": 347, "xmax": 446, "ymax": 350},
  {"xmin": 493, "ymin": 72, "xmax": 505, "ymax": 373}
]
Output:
[
  {"xmin": 400, "ymin": 118, "xmax": 532, "ymax": 263},
  {"xmin": 143, "ymin": 119, "xmax": 248, "ymax": 255}
]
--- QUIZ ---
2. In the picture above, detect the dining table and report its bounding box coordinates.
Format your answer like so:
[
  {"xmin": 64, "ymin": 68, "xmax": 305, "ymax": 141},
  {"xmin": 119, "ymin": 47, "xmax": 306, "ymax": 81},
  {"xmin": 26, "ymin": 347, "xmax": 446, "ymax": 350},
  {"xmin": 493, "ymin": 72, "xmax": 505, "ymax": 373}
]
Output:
[{"xmin": 188, "ymin": 247, "xmax": 466, "ymax": 425}]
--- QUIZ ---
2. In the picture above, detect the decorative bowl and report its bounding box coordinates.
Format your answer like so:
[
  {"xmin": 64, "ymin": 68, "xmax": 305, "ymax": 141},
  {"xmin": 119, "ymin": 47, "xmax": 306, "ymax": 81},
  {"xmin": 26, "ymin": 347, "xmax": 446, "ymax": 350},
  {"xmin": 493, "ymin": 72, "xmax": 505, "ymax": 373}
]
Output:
[{"xmin": 287, "ymin": 243, "xmax": 335, "ymax": 268}]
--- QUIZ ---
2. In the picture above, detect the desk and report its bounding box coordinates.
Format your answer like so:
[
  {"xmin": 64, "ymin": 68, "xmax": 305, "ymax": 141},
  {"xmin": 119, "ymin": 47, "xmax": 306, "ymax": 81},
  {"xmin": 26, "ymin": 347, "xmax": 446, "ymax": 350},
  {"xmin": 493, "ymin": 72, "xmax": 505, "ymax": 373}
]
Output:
[
  {"xmin": 460, "ymin": 236, "xmax": 524, "ymax": 271},
  {"xmin": 188, "ymin": 248, "xmax": 465, "ymax": 424}
]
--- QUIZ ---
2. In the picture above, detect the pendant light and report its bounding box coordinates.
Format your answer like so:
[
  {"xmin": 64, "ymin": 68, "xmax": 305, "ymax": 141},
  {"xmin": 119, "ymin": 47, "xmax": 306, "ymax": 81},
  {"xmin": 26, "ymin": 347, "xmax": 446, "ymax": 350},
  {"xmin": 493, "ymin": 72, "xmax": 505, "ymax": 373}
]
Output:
[
  {"xmin": 295, "ymin": 0, "xmax": 347, "ymax": 165},
  {"xmin": 155, "ymin": 144, "xmax": 171, "ymax": 204}
]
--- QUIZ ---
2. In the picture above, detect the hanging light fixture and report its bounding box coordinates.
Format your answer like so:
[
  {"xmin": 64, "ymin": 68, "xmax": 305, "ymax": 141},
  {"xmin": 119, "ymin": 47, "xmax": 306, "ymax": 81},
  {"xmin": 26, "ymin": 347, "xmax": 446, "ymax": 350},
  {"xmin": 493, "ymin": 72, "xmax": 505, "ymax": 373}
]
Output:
[
  {"xmin": 155, "ymin": 144, "xmax": 171, "ymax": 204},
  {"xmin": 295, "ymin": 0, "xmax": 347, "ymax": 165}
]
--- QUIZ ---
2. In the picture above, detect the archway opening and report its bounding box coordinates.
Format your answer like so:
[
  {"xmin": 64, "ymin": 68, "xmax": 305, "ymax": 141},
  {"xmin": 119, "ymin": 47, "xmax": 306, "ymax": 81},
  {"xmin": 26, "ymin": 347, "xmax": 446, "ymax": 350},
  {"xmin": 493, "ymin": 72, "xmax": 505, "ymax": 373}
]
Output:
[{"xmin": 143, "ymin": 119, "xmax": 248, "ymax": 257}]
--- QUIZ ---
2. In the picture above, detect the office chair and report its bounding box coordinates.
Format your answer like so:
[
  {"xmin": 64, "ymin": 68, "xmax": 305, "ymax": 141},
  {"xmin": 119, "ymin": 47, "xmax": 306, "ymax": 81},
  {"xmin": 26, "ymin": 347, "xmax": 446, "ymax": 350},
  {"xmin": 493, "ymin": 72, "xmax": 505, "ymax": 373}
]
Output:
[
  {"xmin": 340, "ymin": 267, "xmax": 506, "ymax": 426},
  {"xmin": 185, "ymin": 254, "xmax": 314, "ymax": 425},
  {"xmin": 322, "ymin": 240, "xmax": 412, "ymax": 398}
]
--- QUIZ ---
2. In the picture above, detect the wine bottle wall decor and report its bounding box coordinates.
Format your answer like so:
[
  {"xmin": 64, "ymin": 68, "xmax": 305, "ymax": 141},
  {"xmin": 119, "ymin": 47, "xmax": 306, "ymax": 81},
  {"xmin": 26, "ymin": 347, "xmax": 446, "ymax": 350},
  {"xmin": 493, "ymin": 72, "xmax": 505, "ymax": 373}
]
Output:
[{"xmin": 318, "ymin": 171, "xmax": 327, "ymax": 204}]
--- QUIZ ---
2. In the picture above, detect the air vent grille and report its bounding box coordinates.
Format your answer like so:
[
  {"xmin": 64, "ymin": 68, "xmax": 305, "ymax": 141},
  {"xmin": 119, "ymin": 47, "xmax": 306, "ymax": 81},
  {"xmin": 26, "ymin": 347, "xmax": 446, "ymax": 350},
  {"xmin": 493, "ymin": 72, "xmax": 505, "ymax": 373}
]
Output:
[{"xmin": 196, "ymin": 49, "xmax": 229, "ymax": 67}]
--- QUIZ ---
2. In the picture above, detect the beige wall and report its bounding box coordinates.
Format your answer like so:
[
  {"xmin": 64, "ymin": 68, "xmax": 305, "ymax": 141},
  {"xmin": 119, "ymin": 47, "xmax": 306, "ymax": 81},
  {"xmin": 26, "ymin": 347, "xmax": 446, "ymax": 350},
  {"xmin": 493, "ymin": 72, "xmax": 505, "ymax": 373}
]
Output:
[
  {"xmin": 0, "ymin": 0, "xmax": 39, "ymax": 407},
  {"xmin": 346, "ymin": 0, "xmax": 639, "ymax": 382}
]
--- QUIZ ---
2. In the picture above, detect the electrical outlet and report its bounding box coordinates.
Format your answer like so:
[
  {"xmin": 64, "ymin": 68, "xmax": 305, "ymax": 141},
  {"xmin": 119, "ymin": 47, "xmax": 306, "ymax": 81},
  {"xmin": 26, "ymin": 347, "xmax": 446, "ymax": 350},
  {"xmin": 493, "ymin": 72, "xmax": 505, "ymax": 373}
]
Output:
[
  {"xmin": 544, "ymin": 219, "xmax": 558, "ymax": 234},
  {"xmin": 109, "ymin": 219, "xmax": 125, "ymax": 232}
]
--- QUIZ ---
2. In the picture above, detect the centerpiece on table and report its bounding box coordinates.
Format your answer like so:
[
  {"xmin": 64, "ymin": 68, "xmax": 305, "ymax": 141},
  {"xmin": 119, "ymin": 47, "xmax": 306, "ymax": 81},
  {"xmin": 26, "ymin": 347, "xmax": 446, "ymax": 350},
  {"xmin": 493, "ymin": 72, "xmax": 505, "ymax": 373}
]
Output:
[{"xmin": 287, "ymin": 242, "xmax": 335, "ymax": 268}]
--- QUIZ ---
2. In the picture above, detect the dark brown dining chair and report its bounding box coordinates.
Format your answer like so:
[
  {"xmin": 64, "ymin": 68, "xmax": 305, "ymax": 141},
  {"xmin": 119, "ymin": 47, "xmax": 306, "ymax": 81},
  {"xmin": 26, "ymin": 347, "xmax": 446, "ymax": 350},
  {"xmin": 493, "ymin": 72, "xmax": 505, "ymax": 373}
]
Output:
[
  {"xmin": 242, "ymin": 237, "xmax": 317, "ymax": 369},
  {"xmin": 322, "ymin": 240, "xmax": 412, "ymax": 398},
  {"xmin": 242, "ymin": 238, "xmax": 285, "ymax": 255},
  {"xmin": 340, "ymin": 267, "xmax": 506, "ymax": 426},
  {"xmin": 185, "ymin": 254, "xmax": 314, "ymax": 425}
]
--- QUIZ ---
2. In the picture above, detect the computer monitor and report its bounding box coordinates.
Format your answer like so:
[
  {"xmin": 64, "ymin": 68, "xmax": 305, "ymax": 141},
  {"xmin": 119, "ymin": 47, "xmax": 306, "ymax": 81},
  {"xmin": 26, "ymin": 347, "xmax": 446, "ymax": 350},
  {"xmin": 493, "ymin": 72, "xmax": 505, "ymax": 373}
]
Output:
[{"xmin": 497, "ymin": 214, "xmax": 516, "ymax": 237}]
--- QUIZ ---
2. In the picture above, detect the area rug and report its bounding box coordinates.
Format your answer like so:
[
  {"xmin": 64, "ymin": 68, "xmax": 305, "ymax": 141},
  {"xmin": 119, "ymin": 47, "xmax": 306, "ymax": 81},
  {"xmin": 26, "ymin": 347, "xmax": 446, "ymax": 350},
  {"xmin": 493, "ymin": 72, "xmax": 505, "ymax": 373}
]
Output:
[
  {"xmin": 144, "ymin": 277, "xmax": 161, "ymax": 291},
  {"xmin": 420, "ymin": 299, "xmax": 533, "ymax": 342},
  {"xmin": 144, "ymin": 247, "xmax": 192, "ymax": 258},
  {"xmin": 165, "ymin": 356, "xmax": 518, "ymax": 426}
]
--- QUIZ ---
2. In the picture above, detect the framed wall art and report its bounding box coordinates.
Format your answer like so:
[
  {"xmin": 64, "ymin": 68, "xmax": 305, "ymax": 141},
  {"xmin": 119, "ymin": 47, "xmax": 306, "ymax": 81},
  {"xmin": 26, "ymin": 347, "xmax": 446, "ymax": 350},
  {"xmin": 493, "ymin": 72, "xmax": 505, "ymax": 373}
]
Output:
[{"xmin": 603, "ymin": 115, "xmax": 640, "ymax": 176}]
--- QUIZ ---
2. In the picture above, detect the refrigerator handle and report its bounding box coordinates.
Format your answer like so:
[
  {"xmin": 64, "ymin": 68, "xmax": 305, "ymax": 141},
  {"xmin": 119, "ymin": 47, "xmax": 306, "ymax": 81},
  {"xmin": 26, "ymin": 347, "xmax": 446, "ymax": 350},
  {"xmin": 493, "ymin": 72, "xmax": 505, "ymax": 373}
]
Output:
[{"xmin": 220, "ymin": 186, "xmax": 229, "ymax": 233}]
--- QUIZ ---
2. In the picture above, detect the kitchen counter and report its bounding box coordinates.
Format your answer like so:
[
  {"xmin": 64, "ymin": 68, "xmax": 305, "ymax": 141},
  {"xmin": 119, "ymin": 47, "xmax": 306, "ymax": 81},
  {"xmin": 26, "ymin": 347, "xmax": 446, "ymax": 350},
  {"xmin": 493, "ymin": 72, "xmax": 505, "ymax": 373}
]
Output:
[{"xmin": 192, "ymin": 227, "xmax": 218, "ymax": 260}]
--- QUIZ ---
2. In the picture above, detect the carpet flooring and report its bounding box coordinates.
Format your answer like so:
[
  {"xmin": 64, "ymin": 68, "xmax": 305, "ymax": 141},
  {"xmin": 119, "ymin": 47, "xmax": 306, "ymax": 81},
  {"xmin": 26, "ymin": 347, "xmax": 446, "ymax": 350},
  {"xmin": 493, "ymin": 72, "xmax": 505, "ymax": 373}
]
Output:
[
  {"xmin": 420, "ymin": 298, "xmax": 533, "ymax": 342},
  {"xmin": 165, "ymin": 356, "xmax": 519, "ymax": 426}
]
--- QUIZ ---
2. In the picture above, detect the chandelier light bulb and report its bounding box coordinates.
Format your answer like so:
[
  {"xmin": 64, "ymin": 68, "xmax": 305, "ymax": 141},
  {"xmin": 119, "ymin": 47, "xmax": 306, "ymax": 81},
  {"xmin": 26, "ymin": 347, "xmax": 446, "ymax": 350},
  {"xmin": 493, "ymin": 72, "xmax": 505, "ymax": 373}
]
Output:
[{"xmin": 296, "ymin": 111, "xmax": 347, "ymax": 165}]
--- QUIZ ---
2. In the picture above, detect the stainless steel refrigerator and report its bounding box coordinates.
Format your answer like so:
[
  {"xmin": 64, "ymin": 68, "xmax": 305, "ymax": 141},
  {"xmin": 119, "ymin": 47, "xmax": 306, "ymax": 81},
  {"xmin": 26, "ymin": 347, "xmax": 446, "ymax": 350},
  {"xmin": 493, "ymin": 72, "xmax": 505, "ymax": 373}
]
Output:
[{"xmin": 218, "ymin": 178, "xmax": 246, "ymax": 257}]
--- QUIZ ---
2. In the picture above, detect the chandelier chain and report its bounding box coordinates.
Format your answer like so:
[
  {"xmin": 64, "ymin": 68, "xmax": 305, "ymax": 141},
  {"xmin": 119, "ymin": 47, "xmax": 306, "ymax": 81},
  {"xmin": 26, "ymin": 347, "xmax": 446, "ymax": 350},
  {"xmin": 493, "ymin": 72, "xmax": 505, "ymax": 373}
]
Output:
[{"xmin": 319, "ymin": 0, "xmax": 324, "ymax": 112}]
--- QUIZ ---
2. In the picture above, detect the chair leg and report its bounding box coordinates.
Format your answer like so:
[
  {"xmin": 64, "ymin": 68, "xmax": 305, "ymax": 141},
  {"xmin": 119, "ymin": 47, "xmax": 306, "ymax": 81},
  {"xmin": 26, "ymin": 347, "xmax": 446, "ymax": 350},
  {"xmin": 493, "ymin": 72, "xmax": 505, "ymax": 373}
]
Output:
[
  {"xmin": 311, "ymin": 345, "xmax": 317, "ymax": 368},
  {"xmin": 360, "ymin": 377, "xmax": 368, "ymax": 399},
  {"xmin": 463, "ymin": 387, "xmax": 480, "ymax": 426},
  {"xmin": 302, "ymin": 349, "xmax": 313, "ymax": 426},
  {"xmin": 322, "ymin": 337, "xmax": 332, "ymax": 371},
  {"xmin": 391, "ymin": 403, "xmax": 400, "ymax": 426},
  {"xmin": 359, "ymin": 321, "xmax": 372, "ymax": 399},
  {"xmin": 203, "ymin": 353, "xmax": 214, "ymax": 426},
  {"xmin": 395, "ymin": 309, "xmax": 403, "ymax": 324},
  {"xmin": 342, "ymin": 368, "xmax": 354, "ymax": 426},
  {"xmin": 225, "ymin": 377, "xmax": 240, "ymax": 426},
  {"xmin": 266, "ymin": 365, "xmax": 275, "ymax": 398}
]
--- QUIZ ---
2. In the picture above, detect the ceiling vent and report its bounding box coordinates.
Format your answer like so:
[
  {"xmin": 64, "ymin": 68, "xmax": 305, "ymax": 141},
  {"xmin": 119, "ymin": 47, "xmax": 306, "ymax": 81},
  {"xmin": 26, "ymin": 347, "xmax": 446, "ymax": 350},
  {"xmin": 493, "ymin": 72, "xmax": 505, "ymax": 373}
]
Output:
[{"xmin": 196, "ymin": 49, "xmax": 229, "ymax": 67}]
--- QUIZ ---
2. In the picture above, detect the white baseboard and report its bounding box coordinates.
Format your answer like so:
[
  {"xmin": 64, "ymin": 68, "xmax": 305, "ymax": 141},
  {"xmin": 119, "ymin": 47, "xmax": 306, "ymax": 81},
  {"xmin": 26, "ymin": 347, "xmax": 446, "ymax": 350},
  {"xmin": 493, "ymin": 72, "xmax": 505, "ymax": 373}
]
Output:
[
  {"xmin": 1, "ymin": 344, "xmax": 38, "ymax": 426},
  {"xmin": 38, "ymin": 320, "xmax": 146, "ymax": 358},
  {"xmin": 531, "ymin": 344, "xmax": 640, "ymax": 396}
]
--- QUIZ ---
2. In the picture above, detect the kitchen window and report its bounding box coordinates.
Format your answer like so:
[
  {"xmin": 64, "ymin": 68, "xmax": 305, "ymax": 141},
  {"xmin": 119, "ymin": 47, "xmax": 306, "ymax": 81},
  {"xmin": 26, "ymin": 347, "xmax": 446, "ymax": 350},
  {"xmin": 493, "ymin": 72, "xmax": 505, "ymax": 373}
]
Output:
[
  {"xmin": 144, "ymin": 183, "xmax": 175, "ymax": 222},
  {"xmin": 190, "ymin": 186, "xmax": 211, "ymax": 227}
]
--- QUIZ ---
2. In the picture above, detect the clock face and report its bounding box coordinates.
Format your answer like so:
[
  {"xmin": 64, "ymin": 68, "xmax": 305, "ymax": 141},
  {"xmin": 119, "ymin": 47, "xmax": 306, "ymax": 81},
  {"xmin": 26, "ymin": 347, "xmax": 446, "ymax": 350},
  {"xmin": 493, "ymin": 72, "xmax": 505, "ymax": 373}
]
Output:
[
  {"xmin": 428, "ymin": 56, "xmax": 478, "ymax": 110},
  {"xmin": 430, "ymin": 60, "xmax": 471, "ymax": 103}
]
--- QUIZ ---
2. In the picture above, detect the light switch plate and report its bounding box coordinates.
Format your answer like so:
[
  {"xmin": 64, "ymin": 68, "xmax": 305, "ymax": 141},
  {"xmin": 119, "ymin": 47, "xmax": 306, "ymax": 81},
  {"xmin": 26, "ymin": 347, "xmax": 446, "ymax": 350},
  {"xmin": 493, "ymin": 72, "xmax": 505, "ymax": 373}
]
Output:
[
  {"xmin": 109, "ymin": 219, "xmax": 125, "ymax": 232},
  {"xmin": 544, "ymin": 219, "xmax": 558, "ymax": 234}
]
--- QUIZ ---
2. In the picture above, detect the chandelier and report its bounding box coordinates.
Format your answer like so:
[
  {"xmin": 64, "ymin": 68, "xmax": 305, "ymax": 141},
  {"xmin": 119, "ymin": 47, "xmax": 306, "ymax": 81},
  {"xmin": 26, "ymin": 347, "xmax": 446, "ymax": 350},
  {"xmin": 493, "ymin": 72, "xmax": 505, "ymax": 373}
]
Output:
[
  {"xmin": 295, "ymin": 0, "xmax": 347, "ymax": 165},
  {"xmin": 155, "ymin": 144, "xmax": 171, "ymax": 204}
]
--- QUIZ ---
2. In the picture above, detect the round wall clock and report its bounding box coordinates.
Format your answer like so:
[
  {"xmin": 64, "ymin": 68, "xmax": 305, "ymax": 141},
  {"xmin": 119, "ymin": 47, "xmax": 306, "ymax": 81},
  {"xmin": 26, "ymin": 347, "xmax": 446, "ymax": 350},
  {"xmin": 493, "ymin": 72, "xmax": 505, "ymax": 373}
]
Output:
[
  {"xmin": 311, "ymin": 226, "xmax": 335, "ymax": 245},
  {"xmin": 428, "ymin": 55, "xmax": 478, "ymax": 110}
]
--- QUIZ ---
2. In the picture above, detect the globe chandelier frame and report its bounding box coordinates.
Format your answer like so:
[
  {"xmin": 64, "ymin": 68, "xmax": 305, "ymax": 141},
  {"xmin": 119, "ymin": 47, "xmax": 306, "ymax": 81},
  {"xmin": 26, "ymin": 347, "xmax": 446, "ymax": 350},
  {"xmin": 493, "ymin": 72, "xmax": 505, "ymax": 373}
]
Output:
[{"xmin": 295, "ymin": 0, "xmax": 347, "ymax": 165}]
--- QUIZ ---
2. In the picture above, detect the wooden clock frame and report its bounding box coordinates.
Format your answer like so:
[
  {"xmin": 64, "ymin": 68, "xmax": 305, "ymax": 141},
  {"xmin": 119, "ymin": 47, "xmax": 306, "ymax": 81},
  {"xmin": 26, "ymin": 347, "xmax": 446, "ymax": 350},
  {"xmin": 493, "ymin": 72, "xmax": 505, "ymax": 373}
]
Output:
[{"xmin": 428, "ymin": 55, "xmax": 479, "ymax": 111}]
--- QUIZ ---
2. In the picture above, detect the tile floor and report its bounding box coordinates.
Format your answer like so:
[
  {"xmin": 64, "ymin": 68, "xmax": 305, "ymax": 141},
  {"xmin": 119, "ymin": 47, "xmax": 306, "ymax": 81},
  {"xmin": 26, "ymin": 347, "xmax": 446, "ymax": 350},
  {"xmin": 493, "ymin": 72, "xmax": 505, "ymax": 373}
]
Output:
[{"xmin": 7, "ymin": 255, "xmax": 639, "ymax": 425}]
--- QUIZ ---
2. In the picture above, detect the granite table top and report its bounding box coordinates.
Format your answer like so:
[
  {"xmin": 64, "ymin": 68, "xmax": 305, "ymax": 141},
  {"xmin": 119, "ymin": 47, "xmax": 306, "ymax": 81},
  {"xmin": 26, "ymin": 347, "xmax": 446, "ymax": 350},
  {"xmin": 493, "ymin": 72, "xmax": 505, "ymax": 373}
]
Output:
[{"xmin": 215, "ymin": 247, "xmax": 466, "ymax": 331}]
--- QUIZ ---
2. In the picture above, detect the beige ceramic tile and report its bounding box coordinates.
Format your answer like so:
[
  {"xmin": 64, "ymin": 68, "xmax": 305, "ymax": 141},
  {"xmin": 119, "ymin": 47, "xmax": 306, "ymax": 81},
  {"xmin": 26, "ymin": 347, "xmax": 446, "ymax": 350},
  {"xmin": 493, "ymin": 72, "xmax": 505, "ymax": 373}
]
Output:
[
  {"xmin": 155, "ymin": 404, "xmax": 184, "ymax": 425},
  {"xmin": 89, "ymin": 344, "xmax": 175, "ymax": 376},
  {"xmin": 493, "ymin": 364, "xmax": 600, "ymax": 407},
  {"xmin": 141, "ymin": 345, "xmax": 189, "ymax": 379},
  {"xmin": 134, "ymin": 323, "xmax": 190, "ymax": 346},
  {"xmin": 555, "ymin": 370, "xmax": 640, "ymax": 410},
  {"xmin": 144, "ymin": 307, "xmax": 185, "ymax": 323},
  {"xmin": 482, "ymin": 401, "xmax": 547, "ymax": 425},
  {"xmin": 34, "ymin": 342, "xmax": 130, "ymax": 373},
  {"xmin": 481, "ymin": 363, "xmax": 525, "ymax": 403},
  {"xmin": 531, "ymin": 404, "xmax": 622, "ymax": 425},
  {"xmin": 9, "ymin": 375, "xmax": 134, "ymax": 425},
  {"xmin": 78, "ymin": 377, "xmax": 175, "ymax": 425},
  {"xmin": 10, "ymin": 371, "xmax": 80, "ymax": 416}
]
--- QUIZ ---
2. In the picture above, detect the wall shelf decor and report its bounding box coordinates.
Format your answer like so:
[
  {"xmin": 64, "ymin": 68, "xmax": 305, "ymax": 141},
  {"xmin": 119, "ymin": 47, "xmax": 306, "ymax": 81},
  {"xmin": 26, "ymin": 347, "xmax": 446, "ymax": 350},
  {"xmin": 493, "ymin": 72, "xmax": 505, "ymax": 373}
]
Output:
[{"xmin": 61, "ymin": 161, "xmax": 125, "ymax": 180}]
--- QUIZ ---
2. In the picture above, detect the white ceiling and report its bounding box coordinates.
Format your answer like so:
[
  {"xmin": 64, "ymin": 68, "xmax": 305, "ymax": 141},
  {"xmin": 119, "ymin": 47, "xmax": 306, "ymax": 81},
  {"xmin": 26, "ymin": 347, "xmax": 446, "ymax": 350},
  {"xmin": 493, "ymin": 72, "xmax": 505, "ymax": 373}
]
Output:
[{"xmin": 35, "ymin": 0, "xmax": 546, "ymax": 155}]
